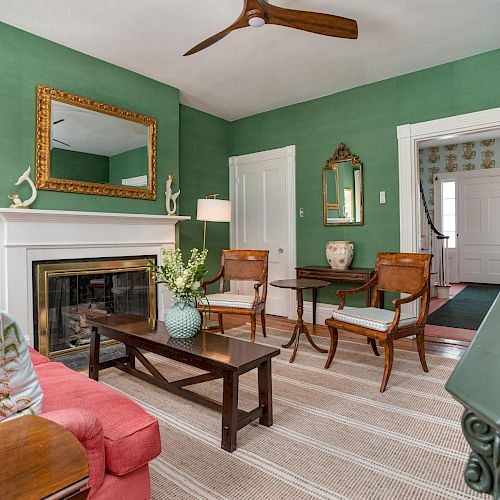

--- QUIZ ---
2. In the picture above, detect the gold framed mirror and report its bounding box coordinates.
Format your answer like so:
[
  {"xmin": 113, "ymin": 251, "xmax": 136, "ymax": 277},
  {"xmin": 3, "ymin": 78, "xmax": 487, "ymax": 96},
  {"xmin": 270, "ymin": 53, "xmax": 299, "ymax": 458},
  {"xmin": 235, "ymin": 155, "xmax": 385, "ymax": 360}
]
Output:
[
  {"xmin": 35, "ymin": 85, "xmax": 157, "ymax": 200},
  {"xmin": 323, "ymin": 143, "xmax": 364, "ymax": 226}
]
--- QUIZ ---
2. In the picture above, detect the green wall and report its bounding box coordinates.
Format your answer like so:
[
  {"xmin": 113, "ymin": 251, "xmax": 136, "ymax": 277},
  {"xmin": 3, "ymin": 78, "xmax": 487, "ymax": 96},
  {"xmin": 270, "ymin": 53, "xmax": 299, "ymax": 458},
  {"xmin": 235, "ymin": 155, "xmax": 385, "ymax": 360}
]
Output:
[
  {"xmin": 0, "ymin": 21, "xmax": 179, "ymax": 214},
  {"xmin": 50, "ymin": 148, "xmax": 109, "ymax": 183},
  {"xmin": 109, "ymin": 146, "xmax": 148, "ymax": 185},
  {"xmin": 230, "ymin": 48, "xmax": 500, "ymax": 305},
  {"xmin": 3, "ymin": 19, "xmax": 500, "ymax": 307},
  {"xmin": 179, "ymin": 105, "xmax": 230, "ymax": 290}
]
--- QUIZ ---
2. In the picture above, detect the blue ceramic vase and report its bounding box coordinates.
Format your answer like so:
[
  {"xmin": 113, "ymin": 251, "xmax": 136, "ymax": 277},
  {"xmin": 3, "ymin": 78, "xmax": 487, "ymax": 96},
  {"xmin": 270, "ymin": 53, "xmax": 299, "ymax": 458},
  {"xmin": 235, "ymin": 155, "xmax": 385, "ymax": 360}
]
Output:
[{"xmin": 165, "ymin": 298, "xmax": 201, "ymax": 338}]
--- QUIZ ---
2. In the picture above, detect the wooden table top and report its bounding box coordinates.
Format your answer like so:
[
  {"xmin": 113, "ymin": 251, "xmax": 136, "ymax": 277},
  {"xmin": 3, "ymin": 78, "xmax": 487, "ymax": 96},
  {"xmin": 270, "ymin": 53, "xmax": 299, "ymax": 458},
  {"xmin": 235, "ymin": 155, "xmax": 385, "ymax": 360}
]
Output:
[
  {"xmin": 90, "ymin": 314, "xmax": 280, "ymax": 371},
  {"xmin": 0, "ymin": 415, "xmax": 88, "ymax": 500},
  {"xmin": 270, "ymin": 278, "xmax": 331, "ymax": 290},
  {"xmin": 296, "ymin": 265, "xmax": 375, "ymax": 272}
]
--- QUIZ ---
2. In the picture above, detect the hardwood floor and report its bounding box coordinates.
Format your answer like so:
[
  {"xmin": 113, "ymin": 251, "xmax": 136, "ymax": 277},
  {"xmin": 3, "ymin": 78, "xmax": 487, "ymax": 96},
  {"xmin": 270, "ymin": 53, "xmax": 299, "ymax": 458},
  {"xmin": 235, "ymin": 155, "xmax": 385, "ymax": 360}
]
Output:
[{"xmin": 218, "ymin": 313, "xmax": 468, "ymax": 360}]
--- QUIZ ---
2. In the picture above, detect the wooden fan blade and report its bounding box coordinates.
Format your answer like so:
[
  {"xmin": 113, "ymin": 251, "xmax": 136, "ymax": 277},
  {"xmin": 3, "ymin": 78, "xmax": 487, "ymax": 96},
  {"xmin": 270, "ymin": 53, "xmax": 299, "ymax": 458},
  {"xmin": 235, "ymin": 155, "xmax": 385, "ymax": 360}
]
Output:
[
  {"xmin": 263, "ymin": 1, "xmax": 358, "ymax": 39},
  {"xmin": 184, "ymin": 28, "xmax": 233, "ymax": 56},
  {"xmin": 183, "ymin": 4, "xmax": 250, "ymax": 56}
]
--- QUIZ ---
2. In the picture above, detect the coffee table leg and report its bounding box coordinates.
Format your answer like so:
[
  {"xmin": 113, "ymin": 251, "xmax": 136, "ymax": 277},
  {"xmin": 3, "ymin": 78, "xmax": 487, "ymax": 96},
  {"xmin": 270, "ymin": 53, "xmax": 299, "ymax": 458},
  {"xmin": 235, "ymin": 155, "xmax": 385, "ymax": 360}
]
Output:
[
  {"xmin": 89, "ymin": 327, "xmax": 101, "ymax": 381},
  {"xmin": 258, "ymin": 360, "xmax": 273, "ymax": 427},
  {"xmin": 222, "ymin": 371, "xmax": 239, "ymax": 452},
  {"xmin": 126, "ymin": 346, "xmax": 136, "ymax": 369}
]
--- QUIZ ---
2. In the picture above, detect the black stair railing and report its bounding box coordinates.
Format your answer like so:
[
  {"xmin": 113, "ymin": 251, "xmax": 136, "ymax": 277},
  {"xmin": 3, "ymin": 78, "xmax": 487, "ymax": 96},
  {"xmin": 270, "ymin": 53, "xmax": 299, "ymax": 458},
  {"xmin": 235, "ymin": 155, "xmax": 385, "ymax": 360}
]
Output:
[{"xmin": 419, "ymin": 180, "xmax": 450, "ymax": 287}]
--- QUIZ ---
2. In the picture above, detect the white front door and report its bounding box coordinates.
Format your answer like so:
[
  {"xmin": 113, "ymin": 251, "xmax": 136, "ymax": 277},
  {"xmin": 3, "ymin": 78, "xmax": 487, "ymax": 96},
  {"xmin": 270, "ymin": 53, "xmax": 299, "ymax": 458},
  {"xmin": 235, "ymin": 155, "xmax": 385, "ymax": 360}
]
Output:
[
  {"xmin": 459, "ymin": 173, "xmax": 500, "ymax": 283},
  {"xmin": 230, "ymin": 146, "xmax": 296, "ymax": 317}
]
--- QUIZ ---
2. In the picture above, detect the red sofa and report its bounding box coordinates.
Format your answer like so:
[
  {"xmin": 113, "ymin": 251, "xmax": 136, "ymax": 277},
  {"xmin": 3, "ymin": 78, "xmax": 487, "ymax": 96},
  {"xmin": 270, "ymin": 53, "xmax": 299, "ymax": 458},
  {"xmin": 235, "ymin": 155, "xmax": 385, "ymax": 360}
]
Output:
[{"xmin": 30, "ymin": 348, "xmax": 161, "ymax": 499}]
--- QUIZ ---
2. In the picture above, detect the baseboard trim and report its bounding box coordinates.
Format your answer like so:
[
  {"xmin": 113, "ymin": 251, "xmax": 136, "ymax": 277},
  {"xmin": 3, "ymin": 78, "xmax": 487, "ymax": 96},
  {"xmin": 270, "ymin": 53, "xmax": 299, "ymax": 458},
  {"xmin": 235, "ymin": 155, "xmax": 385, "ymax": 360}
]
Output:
[{"xmin": 303, "ymin": 301, "xmax": 335, "ymax": 325}]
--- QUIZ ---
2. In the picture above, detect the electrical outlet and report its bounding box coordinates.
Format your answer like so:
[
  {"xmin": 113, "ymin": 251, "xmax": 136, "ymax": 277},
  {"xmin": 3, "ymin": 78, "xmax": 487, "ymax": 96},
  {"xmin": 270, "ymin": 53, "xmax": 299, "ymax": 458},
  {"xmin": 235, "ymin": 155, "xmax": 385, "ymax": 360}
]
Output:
[
  {"xmin": 299, "ymin": 208, "xmax": 304, "ymax": 218},
  {"xmin": 379, "ymin": 191, "xmax": 386, "ymax": 204}
]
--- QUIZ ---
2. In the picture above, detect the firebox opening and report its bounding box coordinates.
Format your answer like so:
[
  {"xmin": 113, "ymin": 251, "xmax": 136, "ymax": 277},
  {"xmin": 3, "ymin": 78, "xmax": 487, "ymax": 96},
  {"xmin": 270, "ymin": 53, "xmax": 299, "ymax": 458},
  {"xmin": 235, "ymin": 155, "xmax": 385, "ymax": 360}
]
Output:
[{"xmin": 33, "ymin": 256, "xmax": 157, "ymax": 358}]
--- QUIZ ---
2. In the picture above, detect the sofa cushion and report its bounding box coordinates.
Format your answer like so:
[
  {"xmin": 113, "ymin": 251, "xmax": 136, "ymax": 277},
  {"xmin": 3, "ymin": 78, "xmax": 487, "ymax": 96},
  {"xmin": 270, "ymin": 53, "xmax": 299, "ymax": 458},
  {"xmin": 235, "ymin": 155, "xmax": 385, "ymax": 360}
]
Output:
[
  {"xmin": 331, "ymin": 306, "xmax": 417, "ymax": 332},
  {"xmin": 0, "ymin": 311, "xmax": 43, "ymax": 422},
  {"xmin": 29, "ymin": 347, "xmax": 50, "ymax": 366},
  {"xmin": 34, "ymin": 361, "xmax": 160, "ymax": 475},
  {"xmin": 201, "ymin": 293, "xmax": 256, "ymax": 309}
]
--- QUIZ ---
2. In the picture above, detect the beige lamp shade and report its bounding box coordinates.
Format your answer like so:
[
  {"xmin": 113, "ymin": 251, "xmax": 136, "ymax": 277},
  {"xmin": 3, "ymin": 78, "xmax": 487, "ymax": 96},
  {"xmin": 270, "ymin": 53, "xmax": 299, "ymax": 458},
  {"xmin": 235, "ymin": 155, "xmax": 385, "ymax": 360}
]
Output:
[{"xmin": 196, "ymin": 198, "xmax": 232, "ymax": 222}]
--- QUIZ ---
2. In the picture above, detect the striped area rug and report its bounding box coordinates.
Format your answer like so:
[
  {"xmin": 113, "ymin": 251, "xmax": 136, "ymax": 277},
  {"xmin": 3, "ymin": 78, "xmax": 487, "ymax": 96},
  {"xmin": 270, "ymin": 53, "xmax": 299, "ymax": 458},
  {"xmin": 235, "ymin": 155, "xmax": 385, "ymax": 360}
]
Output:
[{"xmin": 100, "ymin": 326, "xmax": 483, "ymax": 499}]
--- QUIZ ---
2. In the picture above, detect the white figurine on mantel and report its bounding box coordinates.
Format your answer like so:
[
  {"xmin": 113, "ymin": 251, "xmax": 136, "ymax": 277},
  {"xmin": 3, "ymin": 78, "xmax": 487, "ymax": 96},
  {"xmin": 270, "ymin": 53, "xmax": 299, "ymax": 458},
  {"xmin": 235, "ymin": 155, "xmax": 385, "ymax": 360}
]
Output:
[
  {"xmin": 165, "ymin": 175, "xmax": 180, "ymax": 215},
  {"xmin": 8, "ymin": 166, "xmax": 37, "ymax": 209}
]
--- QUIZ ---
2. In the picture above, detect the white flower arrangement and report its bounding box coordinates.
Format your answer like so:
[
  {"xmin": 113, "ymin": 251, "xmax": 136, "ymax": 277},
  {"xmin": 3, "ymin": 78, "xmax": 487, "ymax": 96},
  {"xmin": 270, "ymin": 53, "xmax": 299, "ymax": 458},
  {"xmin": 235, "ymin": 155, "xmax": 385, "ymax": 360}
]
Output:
[{"xmin": 148, "ymin": 248, "xmax": 208, "ymax": 302}]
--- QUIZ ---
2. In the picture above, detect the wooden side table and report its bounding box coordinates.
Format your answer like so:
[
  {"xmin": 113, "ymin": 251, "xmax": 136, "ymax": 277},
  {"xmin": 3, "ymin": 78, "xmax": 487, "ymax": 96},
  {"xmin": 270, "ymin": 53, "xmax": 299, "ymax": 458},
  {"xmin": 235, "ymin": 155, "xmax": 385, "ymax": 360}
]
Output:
[
  {"xmin": 296, "ymin": 266, "xmax": 377, "ymax": 323},
  {"xmin": 0, "ymin": 415, "xmax": 89, "ymax": 499},
  {"xmin": 271, "ymin": 279, "xmax": 330, "ymax": 363}
]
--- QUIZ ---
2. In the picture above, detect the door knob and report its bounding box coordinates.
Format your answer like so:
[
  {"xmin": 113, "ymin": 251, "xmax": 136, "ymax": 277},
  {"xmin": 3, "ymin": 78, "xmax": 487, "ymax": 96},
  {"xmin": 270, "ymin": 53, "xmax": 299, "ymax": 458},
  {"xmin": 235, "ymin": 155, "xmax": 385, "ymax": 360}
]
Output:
[{"xmin": 278, "ymin": 248, "xmax": 284, "ymax": 254}]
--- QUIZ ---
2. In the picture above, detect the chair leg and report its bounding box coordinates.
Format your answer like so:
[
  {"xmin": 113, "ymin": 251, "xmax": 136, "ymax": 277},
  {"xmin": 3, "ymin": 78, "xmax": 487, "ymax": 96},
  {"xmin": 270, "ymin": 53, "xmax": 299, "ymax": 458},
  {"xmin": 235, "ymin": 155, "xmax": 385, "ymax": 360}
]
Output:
[
  {"xmin": 416, "ymin": 330, "xmax": 429, "ymax": 373},
  {"xmin": 324, "ymin": 326, "xmax": 339, "ymax": 369},
  {"xmin": 380, "ymin": 338, "xmax": 394, "ymax": 392},
  {"xmin": 368, "ymin": 338, "xmax": 380, "ymax": 356},
  {"xmin": 260, "ymin": 309, "xmax": 267, "ymax": 338},
  {"xmin": 250, "ymin": 315, "xmax": 256, "ymax": 342},
  {"xmin": 218, "ymin": 314, "xmax": 224, "ymax": 334}
]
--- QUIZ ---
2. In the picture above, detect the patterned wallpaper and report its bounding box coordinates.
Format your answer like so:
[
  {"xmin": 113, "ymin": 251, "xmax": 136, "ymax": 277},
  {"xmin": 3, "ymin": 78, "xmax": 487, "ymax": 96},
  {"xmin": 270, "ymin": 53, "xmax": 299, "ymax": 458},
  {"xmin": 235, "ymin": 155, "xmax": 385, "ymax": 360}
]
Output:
[{"xmin": 419, "ymin": 138, "xmax": 499, "ymax": 217}]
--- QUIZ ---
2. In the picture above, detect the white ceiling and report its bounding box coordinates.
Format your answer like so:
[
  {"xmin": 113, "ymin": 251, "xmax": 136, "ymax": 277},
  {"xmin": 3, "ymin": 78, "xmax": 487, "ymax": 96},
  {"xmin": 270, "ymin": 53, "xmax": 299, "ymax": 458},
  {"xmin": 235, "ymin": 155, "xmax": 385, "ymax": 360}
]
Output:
[
  {"xmin": 2, "ymin": 0, "xmax": 500, "ymax": 121},
  {"xmin": 51, "ymin": 101, "xmax": 148, "ymax": 156}
]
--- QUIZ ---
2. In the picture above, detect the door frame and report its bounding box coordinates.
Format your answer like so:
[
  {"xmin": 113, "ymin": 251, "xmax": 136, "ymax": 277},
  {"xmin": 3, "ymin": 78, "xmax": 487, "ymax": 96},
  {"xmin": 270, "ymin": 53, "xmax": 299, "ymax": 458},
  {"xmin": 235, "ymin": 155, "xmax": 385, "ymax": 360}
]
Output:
[
  {"xmin": 398, "ymin": 106, "xmax": 500, "ymax": 256},
  {"xmin": 229, "ymin": 145, "xmax": 297, "ymax": 319},
  {"xmin": 397, "ymin": 107, "xmax": 500, "ymax": 314}
]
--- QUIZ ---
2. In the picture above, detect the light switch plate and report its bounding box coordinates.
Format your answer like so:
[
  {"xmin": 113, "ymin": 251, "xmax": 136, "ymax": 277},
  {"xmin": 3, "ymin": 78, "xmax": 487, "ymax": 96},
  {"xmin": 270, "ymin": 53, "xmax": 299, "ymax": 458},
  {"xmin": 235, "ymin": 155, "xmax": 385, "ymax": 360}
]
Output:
[
  {"xmin": 299, "ymin": 208, "xmax": 304, "ymax": 217},
  {"xmin": 379, "ymin": 191, "xmax": 386, "ymax": 204}
]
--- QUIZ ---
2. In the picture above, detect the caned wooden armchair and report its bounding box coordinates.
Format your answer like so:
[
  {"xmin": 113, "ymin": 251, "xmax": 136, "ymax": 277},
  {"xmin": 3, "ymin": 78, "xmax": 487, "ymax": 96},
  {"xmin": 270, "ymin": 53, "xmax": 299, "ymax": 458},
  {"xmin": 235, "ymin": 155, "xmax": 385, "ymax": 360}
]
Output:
[
  {"xmin": 199, "ymin": 250, "xmax": 269, "ymax": 342},
  {"xmin": 325, "ymin": 252, "xmax": 432, "ymax": 392}
]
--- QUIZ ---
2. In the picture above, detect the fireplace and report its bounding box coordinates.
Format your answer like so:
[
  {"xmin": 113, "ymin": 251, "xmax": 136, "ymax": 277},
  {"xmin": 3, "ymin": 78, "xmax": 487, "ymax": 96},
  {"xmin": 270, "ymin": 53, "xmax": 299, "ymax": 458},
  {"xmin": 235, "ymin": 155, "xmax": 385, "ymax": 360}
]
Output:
[{"xmin": 33, "ymin": 257, "xmax": 157, "ymax": 357}]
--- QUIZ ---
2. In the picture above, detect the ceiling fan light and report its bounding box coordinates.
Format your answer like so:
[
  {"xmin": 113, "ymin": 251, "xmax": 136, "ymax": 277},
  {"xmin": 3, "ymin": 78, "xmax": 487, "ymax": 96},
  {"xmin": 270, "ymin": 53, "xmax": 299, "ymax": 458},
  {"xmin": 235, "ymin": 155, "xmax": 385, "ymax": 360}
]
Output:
[{"xmin": 248, "ymin": 16, "xmax": 265, "ymax": 28}]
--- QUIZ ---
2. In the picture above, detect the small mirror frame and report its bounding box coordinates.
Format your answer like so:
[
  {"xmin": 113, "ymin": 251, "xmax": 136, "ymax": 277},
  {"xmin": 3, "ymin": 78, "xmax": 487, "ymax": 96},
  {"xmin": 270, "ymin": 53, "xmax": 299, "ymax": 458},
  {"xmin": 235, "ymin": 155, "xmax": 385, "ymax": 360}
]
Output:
[
  {"xmin": 322, "ymin": 143, "xmax": 364, "ymax": 226},
  {"xmin": 35, "ymin": 85, "xmax": 157, "ymax": 200}
]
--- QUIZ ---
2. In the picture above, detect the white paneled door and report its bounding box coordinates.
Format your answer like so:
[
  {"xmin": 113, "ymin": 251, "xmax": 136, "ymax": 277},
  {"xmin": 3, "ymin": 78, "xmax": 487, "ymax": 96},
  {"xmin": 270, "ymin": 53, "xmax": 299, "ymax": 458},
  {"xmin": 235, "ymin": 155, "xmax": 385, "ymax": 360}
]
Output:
[
  {"xmin": 230, "ymin": 146, "xmax": 296, "ymax": 317},
  {"xmin": 459, "ymin": 172, "xmax": 500, "ymax": 284}
]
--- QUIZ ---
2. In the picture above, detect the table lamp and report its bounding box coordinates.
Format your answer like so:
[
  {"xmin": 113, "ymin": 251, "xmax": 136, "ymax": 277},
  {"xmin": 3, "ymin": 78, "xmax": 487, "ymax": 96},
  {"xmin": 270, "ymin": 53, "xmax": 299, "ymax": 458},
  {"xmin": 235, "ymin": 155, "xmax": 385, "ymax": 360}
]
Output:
[{"xmin": 196, "ymin": 194, "xmax": 232, "ymax": 250}]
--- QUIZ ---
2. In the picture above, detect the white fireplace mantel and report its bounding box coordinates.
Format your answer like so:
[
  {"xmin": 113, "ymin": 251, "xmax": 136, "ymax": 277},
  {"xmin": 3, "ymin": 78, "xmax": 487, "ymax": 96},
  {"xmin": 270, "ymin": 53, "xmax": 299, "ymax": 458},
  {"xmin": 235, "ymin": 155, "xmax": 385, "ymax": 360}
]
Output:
[{"xmin": 0, "ymin": 208, "xmax": 190, "ymax": 344}]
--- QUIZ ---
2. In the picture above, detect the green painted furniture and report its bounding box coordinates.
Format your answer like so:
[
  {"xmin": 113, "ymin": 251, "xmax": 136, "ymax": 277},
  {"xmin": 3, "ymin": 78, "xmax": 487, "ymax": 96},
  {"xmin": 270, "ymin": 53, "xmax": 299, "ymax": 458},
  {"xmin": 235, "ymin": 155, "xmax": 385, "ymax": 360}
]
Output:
[{"xmin": 445, "ymin": 293, "xmax": 500, "ymax": 498}]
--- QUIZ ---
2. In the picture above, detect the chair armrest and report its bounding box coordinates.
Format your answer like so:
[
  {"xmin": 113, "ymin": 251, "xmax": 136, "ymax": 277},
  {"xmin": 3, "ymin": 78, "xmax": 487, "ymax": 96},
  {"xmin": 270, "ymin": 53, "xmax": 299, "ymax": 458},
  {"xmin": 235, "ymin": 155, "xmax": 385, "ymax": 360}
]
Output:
[
  {"xmin": 201, "ymin": 268, "xmax": 224, "ymax": 292},
  {"xmin": 391, "ymin": 284, "xmax": 427, "ymax": 308},
  {"xmin": 388, "ymin": 284, "xmax": 428, "ymax": 331},
  {"xmin": 253, "ymin": 281, "xmax": 264, "ymax": 307},
  {"xmin": 41, "ymin": 408, "xmax": 105, "ymax": 492},
  {"xmin": 337, "ymin": 273, "xmax": 378, "ymax": 309}
]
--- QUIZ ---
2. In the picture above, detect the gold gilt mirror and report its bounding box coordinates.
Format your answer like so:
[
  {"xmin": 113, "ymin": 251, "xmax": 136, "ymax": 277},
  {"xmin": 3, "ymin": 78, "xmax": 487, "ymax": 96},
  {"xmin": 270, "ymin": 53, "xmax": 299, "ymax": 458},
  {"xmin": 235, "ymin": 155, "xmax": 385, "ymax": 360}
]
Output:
[
  {"xmin": 35, "ymin": 85, "xmax": 157, "ymax": 199},
  {"xmin": 323, "ymin": 143, "xmax": 364, "ymax": 226}
]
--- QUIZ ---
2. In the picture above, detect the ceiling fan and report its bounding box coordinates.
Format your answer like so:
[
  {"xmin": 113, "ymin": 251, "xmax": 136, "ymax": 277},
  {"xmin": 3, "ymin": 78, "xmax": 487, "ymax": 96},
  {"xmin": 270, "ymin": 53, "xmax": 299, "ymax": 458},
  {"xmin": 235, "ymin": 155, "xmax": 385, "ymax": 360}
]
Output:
[{"xmin": 184, "ymin": 0, "xmax": 358, "ymax": 56}]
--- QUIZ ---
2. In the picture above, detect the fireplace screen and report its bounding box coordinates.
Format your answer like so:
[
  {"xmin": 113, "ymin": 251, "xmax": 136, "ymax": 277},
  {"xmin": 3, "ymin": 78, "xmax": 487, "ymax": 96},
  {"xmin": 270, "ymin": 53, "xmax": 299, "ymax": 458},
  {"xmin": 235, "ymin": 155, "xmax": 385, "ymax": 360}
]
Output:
[{"xmin": 34, "ymin": 258, "xmax": 156, "ymax": 357}]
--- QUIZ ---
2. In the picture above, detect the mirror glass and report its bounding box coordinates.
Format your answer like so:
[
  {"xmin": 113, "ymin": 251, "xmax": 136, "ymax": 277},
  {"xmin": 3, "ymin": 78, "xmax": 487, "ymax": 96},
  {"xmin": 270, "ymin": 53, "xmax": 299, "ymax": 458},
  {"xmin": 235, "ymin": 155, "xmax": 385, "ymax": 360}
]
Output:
[
  {"xmin": 50, "ymin": 101, "xmax": 150, "ymax": 188},
  {"xmin": 323, "ymin": 144, "xmax": 364, "ymax": 226},
  {"xmin": 36, "ymin": 85, "xmax": 156, "ymax": 200}
]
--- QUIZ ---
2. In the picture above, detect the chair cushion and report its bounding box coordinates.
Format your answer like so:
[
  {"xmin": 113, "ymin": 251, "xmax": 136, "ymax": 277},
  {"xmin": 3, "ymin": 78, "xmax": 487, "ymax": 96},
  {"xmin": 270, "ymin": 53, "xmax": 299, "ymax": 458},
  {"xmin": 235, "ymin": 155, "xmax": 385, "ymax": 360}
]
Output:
[
  {"xmin": 35, "ymin": 361, "xmax": 161, "ymax": 475},
  {"xmin": 0, "ymin": 311, "xmax": 43, "ymax": 422},
  {"xmin": 201, "ymin": 293, "xmax": 256, "ymax": 309},
  {"xmin": 331, "ymin": 306, "xmax": 417, "ymax": 332}
]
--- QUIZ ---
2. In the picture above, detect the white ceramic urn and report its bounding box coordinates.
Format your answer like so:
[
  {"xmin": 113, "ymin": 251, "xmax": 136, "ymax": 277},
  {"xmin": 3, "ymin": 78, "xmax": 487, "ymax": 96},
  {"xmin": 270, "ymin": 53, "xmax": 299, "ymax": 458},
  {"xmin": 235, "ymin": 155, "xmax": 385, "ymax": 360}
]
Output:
[{"xmin": 326, "ymin": 241, "xmax": 354, "ymax": 270}]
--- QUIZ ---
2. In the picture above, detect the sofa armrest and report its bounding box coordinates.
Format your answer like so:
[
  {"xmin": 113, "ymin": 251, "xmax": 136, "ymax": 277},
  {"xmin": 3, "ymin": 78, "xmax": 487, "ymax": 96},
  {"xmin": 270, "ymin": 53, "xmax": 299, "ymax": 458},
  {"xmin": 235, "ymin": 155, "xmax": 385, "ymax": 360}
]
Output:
[{"xmin": 41, "ymin": 408, "xmax": 105, "ymax": 492}]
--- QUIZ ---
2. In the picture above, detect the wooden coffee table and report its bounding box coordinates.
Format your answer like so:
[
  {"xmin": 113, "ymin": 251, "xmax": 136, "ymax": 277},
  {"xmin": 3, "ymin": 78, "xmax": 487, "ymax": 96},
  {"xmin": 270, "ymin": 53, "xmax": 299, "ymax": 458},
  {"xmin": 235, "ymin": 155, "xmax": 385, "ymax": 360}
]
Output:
[{"xmin": 88, "ymin": 314, "xmax": 280, "ymax": 452}]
